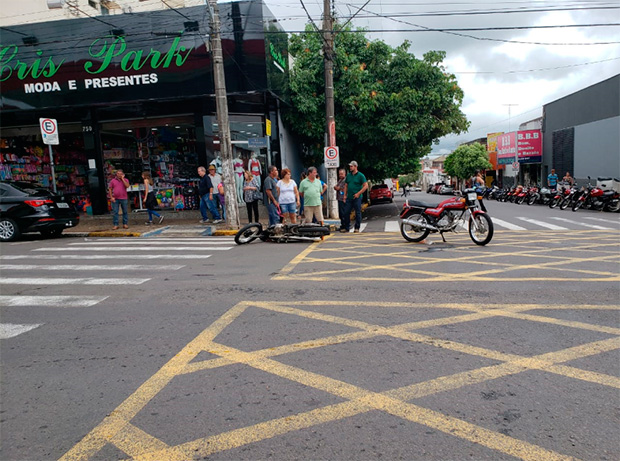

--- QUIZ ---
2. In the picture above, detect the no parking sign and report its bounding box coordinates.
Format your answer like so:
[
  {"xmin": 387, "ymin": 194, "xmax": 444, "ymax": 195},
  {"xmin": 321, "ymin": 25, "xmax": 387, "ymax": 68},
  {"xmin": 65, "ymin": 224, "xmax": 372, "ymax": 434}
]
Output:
[
  {"xmin": 324, "ymin": 146, "xmax": 339, "ymax": 168},
  {"xmin": 39, "ymin": 118, "xmax": 59, "ymax": 145}
]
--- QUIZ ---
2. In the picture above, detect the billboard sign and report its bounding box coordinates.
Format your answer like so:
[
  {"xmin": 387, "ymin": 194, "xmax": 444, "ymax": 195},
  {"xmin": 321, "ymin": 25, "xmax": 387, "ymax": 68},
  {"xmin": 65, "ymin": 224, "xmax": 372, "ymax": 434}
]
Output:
[
  {"xmin": 486, "ymin": 132, "xmax": 504, "ymax": 169},
  {"xmin": 497, "ymin": 132, "xmax": 517, "ymax": 165},
  {"xmin": 517, "ymin": 129, "xmax": 542, "ymax": 164}
]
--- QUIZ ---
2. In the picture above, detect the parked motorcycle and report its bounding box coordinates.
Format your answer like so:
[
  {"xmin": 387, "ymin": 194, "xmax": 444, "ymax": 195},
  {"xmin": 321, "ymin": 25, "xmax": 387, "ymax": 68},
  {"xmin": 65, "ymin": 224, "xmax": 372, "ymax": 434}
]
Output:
[
  {"xmin": 572, "ymin": 183, "xmax": 620, "ymax": 212},
  {"xmin": 559, "ymin": 185, "xmax": 580, "ymax": 210},
  {"xmin": 234, "ymin": 222, "xmax": 330, "ymax": 244},
  {"xmin": 399, "ymin": 188, "xmax": 494, "ymax": 246},
  {"xmin": 549, "ymin": 183, "xmax": 571, "ymax": 209},
  {"xmin": 526, "ymin": 186, "xmax": 539, "ymax": 205}
]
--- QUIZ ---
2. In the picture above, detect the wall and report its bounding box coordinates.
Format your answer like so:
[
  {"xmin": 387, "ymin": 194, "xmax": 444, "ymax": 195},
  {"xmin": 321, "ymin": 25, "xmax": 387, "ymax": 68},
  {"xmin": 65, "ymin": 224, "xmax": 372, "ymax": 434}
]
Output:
[{"xmin": 574, "ymin": 116, "xmax": 620, "ymax": 181}]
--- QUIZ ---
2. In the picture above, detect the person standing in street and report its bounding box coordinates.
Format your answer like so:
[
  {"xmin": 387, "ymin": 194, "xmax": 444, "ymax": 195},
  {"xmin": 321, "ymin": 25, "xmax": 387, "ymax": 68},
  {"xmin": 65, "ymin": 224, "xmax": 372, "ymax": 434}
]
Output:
[
  {"xmin": 563, "ymin": 171, "xmax": 574, "ymax": 186},
  {"xmin": 547, "ymin": 169, "xmax": 559, "ymax": 189},
  {"xmin": 142, "ymin": 171, "xmax": 164, "ymax": 225},
  {"xmin": 208, "ymin": 165, "xmax": 223, "ymax": 220},
  {"xmin": 276, "ymin": 168, "xmax": 300, "ymax": 224},
  {"xmin": 298, "ymin": 166, "xmax": 325, "ymax": 225},
  {"xmin": 264, "ymin": 165, "xmax": 280, "ymax": 226},
  {"xmin": 334, "ymin": 167, "xmax": 347, "ymax": 231},
  {"xmin": 341, "ymin": 161, "xmax": 368, "ymax": 233},
  {"xmin": 243, "ymin": 170, "xmax": 261, "ymax": 223},
  {"xmin": 197, "ymin": 166, "xmax": 222, "ymax": 224},
  {"xmin": 108, "ymin": 169, "xmax": 130, "ymax": 230}
]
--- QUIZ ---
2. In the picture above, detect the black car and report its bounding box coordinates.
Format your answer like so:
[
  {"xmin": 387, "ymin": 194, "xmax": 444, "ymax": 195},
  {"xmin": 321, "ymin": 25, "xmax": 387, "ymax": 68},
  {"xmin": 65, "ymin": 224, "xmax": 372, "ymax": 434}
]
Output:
[{"xmin": 0, "ymin": 180, "xmax": 79, "ymax": 241}]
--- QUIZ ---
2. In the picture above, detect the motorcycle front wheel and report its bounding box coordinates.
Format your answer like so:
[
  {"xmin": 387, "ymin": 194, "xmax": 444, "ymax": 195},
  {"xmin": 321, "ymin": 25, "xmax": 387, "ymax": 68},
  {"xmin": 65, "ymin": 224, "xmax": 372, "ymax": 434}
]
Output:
[
  {"xmin": 549, "ymin": 197, "xmax": 561, "ymax": 209},
  {"xmin": 400, "ymin": 213, "xmax": 431, "ymax": 242},
  {"xmin": 235, "ymin": 223, "xmax": 263, "ymax": 245},
  {"xmin": 572, "ymin": 201, "xmax": 583, "ymax": 212},
  {"xmin": 469, "ymin": 213, "xmax": 494, "ymax": 246},
  {"xmin": 527, "ymin": 194, "xmax": 537, "ymax": 205},
  {"xmin": 559, "ymin": 197, "xmax": 571, "ymax": 210}
]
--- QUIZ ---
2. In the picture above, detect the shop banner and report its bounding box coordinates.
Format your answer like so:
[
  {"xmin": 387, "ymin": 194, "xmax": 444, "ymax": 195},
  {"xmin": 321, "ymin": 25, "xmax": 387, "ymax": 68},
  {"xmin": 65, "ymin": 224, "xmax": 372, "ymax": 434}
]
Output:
[
  {"xmin": 486, "ymin": 132, "xmax": 504, "ymax": 170},
  {"xmin": 517, "ymin": 129, "xmax": 542, "ymax": 164},
  {"xmin": 497, "ymin": 132, "xmax": 517, "ymax": 165}
]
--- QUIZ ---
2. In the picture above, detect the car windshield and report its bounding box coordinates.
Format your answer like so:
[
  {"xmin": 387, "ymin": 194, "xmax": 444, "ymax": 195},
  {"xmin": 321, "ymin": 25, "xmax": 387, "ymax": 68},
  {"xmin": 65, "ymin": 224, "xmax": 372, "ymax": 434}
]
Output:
[{"xmin": 5, "ymin": 181, "xmax": 55, "ymax": 197}]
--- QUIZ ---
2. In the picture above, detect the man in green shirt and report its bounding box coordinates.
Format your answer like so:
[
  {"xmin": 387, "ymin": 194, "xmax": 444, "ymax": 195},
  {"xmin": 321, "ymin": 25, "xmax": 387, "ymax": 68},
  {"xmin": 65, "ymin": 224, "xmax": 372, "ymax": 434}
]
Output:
[
  {"xmin": 298, "ymin": 166, "xmax": 327, "ymax": 225},
  {"xmin": 341, "ymin": 160, "xmax": 368, "ymax": 233}
]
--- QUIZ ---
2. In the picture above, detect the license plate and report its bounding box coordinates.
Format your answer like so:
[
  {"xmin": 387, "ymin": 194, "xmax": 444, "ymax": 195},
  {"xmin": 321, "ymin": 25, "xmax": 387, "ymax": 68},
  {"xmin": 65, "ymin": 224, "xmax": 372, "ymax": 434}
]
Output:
[
  {"xmin": 467, "ymin": 193, "xmax": 477, "ymax": 201},
  {"xmin": 57, "ymin": 202, "xmax": 69, "ymax": 208}
]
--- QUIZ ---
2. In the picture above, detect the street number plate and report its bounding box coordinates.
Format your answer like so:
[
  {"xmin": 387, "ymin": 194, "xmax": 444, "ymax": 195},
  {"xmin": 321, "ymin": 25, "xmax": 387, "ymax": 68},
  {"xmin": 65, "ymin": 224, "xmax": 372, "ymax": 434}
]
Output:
[{"xmin": 57, "ymin": 202, "xmax": 69, "ymax": 208}]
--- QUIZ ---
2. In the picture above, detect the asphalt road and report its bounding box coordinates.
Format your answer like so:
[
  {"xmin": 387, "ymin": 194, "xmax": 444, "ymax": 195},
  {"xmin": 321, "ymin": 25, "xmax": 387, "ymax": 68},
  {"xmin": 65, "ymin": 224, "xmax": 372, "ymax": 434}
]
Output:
[{"xmin": 1, "ymin": 197, "xmax": 619, "ymax": 461}]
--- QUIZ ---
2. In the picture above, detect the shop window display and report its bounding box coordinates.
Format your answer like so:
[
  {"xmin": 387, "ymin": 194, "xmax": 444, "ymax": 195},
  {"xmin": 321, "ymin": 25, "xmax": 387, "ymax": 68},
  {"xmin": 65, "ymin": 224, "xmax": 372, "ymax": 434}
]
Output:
[
  {"xmin": 0, "ymin": 126, "xmax": 91, "ymax": 212},
  {"xmin": 100, "ymin": 119, "xmax": 200, "ymax": 211}
]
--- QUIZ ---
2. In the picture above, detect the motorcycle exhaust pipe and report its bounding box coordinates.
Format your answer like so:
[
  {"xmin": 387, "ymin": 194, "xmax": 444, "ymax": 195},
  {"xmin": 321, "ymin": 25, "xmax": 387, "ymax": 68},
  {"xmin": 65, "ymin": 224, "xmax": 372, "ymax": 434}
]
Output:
[{"xmin": 400, "ymin": 218, "xmax": 438, "ymax": 231}]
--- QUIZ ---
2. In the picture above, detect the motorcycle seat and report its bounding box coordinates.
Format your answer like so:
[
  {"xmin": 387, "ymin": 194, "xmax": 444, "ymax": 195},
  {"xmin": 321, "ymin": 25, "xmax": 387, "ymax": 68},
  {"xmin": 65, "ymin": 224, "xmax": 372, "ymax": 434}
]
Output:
[{"xmin": 408, "ymin": 200, "xmax": 441, "ymax": 208}]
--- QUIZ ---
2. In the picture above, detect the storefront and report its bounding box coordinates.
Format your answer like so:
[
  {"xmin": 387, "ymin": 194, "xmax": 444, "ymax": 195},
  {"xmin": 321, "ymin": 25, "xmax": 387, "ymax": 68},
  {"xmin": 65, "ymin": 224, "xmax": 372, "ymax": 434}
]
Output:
[{"xmin": 0, "ymin": 1, "xmax": 290, "ymax": 214}]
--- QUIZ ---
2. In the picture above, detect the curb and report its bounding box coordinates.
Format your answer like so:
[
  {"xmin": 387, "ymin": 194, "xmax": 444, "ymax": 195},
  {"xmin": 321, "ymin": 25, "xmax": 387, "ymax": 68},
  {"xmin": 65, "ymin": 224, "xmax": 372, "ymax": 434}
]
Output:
[
  {"xmin": 86, "ymin": 231, "xmax": 143, "ymax": 237},
  {"xmin": 213, "ymin": 229, "xmax": 238, "ymax": 236}
]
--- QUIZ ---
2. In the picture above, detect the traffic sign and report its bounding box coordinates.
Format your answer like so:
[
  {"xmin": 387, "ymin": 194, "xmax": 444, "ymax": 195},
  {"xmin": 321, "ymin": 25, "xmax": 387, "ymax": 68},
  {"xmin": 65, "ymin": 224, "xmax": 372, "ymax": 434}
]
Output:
[
  {"xmin": 324, "ymin": 146, "xmax": 339, "ymax": 168},
  {"xmin": 39, "ymin": 118, "xmax": 59, "ymax": 145},
  {"xmin": 512, "ymin": 161, "xmax": 520, "ymax": 171}
]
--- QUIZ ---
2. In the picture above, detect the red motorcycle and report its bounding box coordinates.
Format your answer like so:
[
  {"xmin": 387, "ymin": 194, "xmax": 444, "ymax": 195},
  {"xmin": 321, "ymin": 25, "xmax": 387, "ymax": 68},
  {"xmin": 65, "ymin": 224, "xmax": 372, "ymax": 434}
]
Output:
[
  {"xmin": 572, "ymin": 183, "xmax": 619, "ymax": 212},
  {"xmin": 399, "ymin": 188, "xmax": 494, "ymax": 245}
]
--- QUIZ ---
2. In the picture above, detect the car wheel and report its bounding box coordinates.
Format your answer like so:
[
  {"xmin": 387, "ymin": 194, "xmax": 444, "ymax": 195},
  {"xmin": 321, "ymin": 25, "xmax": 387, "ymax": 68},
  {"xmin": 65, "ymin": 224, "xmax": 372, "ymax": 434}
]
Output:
[
  {"xmin": 0, "ymin": 217, "xmax": 21, "ymax": 242},
  {"xmin": 40, "ymin": 228, "xmax": 64, "ymax": 238}
]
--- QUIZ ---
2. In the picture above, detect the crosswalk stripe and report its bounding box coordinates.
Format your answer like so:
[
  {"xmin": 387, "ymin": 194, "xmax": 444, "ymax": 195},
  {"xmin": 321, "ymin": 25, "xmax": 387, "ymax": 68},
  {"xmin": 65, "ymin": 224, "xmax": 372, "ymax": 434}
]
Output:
[
  {"xmin": 0, "ymin": 295, "xmax": 108, "ymax": 307},
  {"xmin": 0, "ymin": 278, "xmax": 150, "ymax": 285},
  {"xmin": 384, "ymin": 221, "xmax": 400, "ymax": 232},
  {"xmin": 33, "ymin": 247, "xmax": 232, "ymax": 252},
  {"xmin": 516, "ymin": 217, "xmax": 568, "ymax": 230},
  {"xmin": 0, "ymin": 264, "xmax": 184, "ymax": 271},
  {"xmin": 0, "ymin": 323, "xmax": 43, "ymax": 339},
  {"xmin": 490, "ymin": 218, "xmax": 526, "ymax": 231},
  {"xmin": 76, "ymin": 239, "xmax": 234, "ymax": 245},
  {"xmin": 583, "ymin": 217, "xmax": 620, "ymax": 225},
  {"xmin": 349, "ymin": 223, "xmax": 368, "ymax": 233},
  {"xmin": 1, "ymin": 255, "xmax": 209, "ymax": 260},
  {"xmin": 549, "ymin": 217, "xmax": 612, "ymax": 230}
]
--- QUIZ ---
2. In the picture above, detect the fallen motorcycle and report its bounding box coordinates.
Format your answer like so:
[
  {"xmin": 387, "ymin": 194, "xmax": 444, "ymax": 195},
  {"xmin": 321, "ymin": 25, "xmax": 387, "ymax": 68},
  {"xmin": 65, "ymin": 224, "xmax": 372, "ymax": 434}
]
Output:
[
  {"xmin": 399, "ymin": 188, "xmax": 494, "ymax": 246},
  {"xmin": 234, "ymin": 222, "xmax": 330, "ymax": 244}
]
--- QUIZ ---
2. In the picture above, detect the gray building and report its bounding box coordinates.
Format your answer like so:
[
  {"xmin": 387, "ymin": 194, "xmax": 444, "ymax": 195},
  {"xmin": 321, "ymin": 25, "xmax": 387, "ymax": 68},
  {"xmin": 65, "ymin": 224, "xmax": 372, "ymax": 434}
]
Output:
[{"xmin": 542, "ymin": 74, "xmax": 620, "ymax": 184}]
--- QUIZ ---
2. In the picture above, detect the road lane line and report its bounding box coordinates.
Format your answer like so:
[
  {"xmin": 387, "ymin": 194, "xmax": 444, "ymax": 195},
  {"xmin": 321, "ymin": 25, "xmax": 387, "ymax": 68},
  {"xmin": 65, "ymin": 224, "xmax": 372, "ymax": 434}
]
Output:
[
  {"xmin": 0, "ymin": 264, "xmax": 184, "ymax": 271},
  {"xmin": 0, "ymin": 278, "xmax": 150, "ymax": 285},
  {"xmin": 0, "ymin": 323, "xmax": 43, "ymax": 339},
  {"xmin": 73, "ymin": 240, "xmax": 234, "ymax": 245},
  {"xmin": 33, "ymin": 247, "xmax": 232, "ymax": 251},
  {"xmin": 1, "ymin": 255, "xmax": 208, "ymax": 260},
  {"xmin": 0, "ymin": 295, "xmax": 108, "ymax": 307},
  {"xmin": 489, "ymin": 218, "xmax": 526, "ymax": 230},
  {"xmin": 549, "ymin": 217, "xmax": 612, "ymax": 230},
  {"xmin": 516, "ymin": 217, "xmax": 568, "ymax": 230},
  {"xmin": 384, "ymin": 221, "xmax": 400, "ymax": 232},
  {"xmin": 583, "ymin": 217, "xmax": 620, "ymax": 225}
]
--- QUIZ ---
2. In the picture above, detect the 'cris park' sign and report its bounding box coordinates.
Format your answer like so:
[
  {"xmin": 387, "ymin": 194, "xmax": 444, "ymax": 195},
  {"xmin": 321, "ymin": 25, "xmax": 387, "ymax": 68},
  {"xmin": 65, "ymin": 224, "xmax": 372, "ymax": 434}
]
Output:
[{"xmin": 0, "ymin": 35, "xmax": 193, "ymax": 94}]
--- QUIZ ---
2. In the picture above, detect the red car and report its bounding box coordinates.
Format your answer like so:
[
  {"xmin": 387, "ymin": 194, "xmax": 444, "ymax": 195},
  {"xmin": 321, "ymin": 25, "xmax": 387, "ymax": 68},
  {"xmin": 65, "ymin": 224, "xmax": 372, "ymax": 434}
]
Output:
[{"xmin": 369, "ymin": 184, "xmax": 393, "ymax": 205}]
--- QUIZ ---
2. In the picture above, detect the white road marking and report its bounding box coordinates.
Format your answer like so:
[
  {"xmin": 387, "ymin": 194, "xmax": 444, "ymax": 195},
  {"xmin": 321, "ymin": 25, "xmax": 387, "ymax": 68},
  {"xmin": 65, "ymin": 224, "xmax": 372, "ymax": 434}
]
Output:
[
  {"xmin": 489, "ymin": 218, "xmax": 526, "ymax": 231},
  {"xmin": 34, "ymin": 247, "xmax": 232, "ymax": 251},
  {"xmin": 75, "ymin": 239, "xmax": 234, "ymax": 245},
  {"xmin": 0, "ymin": 264, "xmax": 184, "ymax": 271},
  {"xmin": 349, "ymin": 223, "xmax": 368, "ymax": 233},
  {"xmin": 384, "ymin": 221, "xmax": 400, "ymax": 232},
  {"xmin": 0, "ymin": 323, "xmax": 43, "ymax": 339},
  {"xmin": 0, "ymin": 295, "xmax": 108, "ymax": 307},
  {"xmin": 583, "ymin": 217, "xmax": 620, "ymax": 225},
  {"xmin": 0, "ymin": 278, "xmax": 150, "ymax": 285},
  {"xmin": 549, "ymin": 217, "xmax": 613, "ymax": 230},
  {"xmin": 516, "ymin": 217, "xmax": 568, "ymax": 230},
  {"xmin": 0, "ymin": 255, "xmax": 209, "ymax": 260}
]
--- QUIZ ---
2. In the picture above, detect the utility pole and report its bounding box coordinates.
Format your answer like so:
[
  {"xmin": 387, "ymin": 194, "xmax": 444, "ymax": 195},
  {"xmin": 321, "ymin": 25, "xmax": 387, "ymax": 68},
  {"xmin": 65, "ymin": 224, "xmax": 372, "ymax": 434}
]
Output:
[
  {"xmin": 208, "ymin": 0, "xmax": 240, "ymax": 228},
  {"xmin": 323, "ymin": 0, "xmax": 338, "ymax": 219}
]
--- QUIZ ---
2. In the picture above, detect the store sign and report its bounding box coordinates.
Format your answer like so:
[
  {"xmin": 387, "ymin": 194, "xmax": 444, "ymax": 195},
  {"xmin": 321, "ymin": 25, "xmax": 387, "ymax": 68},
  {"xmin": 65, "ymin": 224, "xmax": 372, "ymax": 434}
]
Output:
[
  {"xmin": 269, "ymin": 43, "xmax": 286, "ymax": 73},
  {"xmin": 248, "ymin": 137, "xmax": 268, "ymax": 148},
  {"xmin": 517, "ymin": 129, "xmax": 542, "ymax": 164},
  {"xmin": 497, "ymin": 132, "xmax": 516, "ymax": 165}
]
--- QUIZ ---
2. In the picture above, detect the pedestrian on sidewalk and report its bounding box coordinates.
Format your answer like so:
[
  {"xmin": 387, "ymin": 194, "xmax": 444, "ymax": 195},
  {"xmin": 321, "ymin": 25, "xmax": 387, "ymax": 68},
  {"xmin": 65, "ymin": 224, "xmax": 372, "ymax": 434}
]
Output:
[
  {"xmin": 243, "ymin": 170, "xmax": 261, "ymax": 223},
  {"xmin": 341, "ymin": 160, "xmax": 368, "ymax": 233},
  {"xmin": 142, "ymin": 172, "xmax": 164, "ymax": 225},
  {"xmin": 197, "ymin": 166, "xmax": 222, "ymax": 224},
  {"xmin": 217, "ymin": 178, "xmax": 226, "ymax": 220},
  {"xmin": 264, "ymin": 165, "xmax": 280, "ymax": 226},
  {"xmin": 299, "ymin": 166, "xmax": 325, "ymax": 226},
  {"xmin": 334, "ymin": 168, "xmax": 347, "ymax": 231},
  {"xmin": 208, "ymin": 165, "xmax": 224, "ymax": 219},
  {"xmin": 276, "ymin": 168, "xmax": 300, "ymax": 224},
  {"xmin": 108, "ymin": 169, "xmax": 130, "ymax": 230}
]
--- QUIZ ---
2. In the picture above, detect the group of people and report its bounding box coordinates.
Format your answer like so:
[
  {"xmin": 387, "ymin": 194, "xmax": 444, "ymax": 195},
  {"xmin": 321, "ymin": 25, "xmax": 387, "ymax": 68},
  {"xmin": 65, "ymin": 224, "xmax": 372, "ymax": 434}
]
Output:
[
  {"xmin": 108, "ymin": 160, "xmax": 370, "ymax": 232},
  {"xmin": 547, "ymin": 169, "xmax": 574, "ymax": 188}
]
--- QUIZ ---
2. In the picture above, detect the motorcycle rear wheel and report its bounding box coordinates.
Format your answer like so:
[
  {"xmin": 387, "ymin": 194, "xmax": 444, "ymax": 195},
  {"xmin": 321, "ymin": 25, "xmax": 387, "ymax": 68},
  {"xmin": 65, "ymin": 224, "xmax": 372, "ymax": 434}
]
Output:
[
  {"xmin": 469, "ymin": 213, "xmax": 494, "ymax": 246},
  {"xmin": 516, "ymin": 196, "xmax": 525, "ymax": 205},
  {"xmin": 605, "ymin": 201, "xmax": 620, "ymax": 212},
  {"xmin": 527, "ymin": 195, "xmax": 537, "ymax": 205},
  {"xmin": 235, "ymin": 223, "xmax": 263, "ymax": 245},
  {"xmin": 400, "ymin": 213, "xmax": 431, "ymax": 242}
]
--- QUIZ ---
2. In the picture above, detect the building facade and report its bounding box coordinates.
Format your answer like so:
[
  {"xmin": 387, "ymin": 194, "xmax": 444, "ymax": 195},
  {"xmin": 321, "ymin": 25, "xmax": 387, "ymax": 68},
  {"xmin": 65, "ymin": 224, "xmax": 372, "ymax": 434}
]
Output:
[{"xmin": 0, "ymin": 1, "xmax": 292, "ymax": 214}]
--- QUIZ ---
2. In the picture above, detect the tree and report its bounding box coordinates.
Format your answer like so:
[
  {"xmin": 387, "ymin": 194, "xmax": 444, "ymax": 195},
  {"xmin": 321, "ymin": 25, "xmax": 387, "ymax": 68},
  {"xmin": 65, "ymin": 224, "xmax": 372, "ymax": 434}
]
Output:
[
  {"xmin": 285, "ymin": 22, "xmax": 469, "ymax": 180},
  {"xmin": 443, "ymin": 143, "xmax": 492, "ymax": 181}
]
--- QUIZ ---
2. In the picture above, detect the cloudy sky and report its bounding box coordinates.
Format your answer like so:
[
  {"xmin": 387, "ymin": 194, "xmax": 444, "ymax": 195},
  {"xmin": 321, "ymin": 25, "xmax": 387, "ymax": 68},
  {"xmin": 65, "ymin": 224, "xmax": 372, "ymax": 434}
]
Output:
[{"xmin": 264, "ymin": 0, "xmax": 620, "ymax": 156}]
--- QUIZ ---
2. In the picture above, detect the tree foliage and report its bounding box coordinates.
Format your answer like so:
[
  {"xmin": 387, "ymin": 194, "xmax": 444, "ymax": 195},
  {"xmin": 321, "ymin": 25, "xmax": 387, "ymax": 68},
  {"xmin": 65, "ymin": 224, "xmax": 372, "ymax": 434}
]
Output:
[
  {"xmin": 443, "ymin": 143, "xmax": 492, "ymax": 180},
  {"xmin": 284, "ymin": 22, "xmax": 469, "ymax": 180}
]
